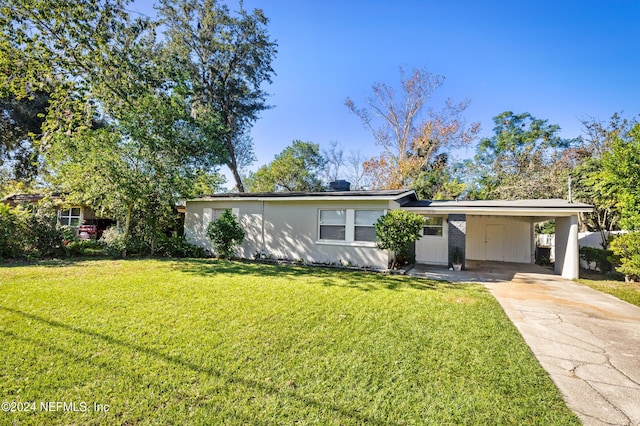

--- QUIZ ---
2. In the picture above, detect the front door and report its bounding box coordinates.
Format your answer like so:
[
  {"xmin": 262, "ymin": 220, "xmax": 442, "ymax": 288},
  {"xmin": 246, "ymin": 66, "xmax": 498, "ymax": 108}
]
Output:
[{"xmin": 485, "ymin": 224, "xmax": 505, "ymax": 261}]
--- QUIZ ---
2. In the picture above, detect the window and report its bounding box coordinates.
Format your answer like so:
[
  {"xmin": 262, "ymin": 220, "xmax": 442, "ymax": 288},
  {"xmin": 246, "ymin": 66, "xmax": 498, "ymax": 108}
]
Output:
[
  {"xmin": 318, "ymin": 209, "xmax": 384, "ymax": 243},
  {"xmin": 203, "ymin": 208, "xmax": 239, "ymax": 227},
  {"xmin": 355, "ymin": 210, "xmax": 384, "ymax": 242},
  {"xmin": 319, "ymin": 210, "xmax": 346, "ymax": 240},
  {"xmin": 59, "ymin": 207, "xmax": 82, "ymax": 227},
  {"xmin": 423, "ymin": 216, "xmax": 443, "ymax": 236}
]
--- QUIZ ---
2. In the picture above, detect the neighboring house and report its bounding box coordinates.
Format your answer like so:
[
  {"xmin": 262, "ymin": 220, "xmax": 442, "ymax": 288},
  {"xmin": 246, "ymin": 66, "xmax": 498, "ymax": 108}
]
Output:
[
  {"xmin": 2, "ymin": 193, "xmax": 115, "ymax": 238},
  {"xmin": 184, "ymin": 182, "xmax": 593, "ymax": 279}
]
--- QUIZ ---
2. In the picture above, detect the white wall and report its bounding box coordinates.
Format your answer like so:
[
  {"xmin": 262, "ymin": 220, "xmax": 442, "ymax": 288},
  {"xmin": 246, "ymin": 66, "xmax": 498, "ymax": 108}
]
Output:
[
  {"xmin": 578, "ymin": 230, "xmax": 626, "ymax": 249},
  {"xmin": 185, "ymin": 199, "xmax": 391, "ymax": 268},
  {"xmin": 185, "ymin": 200, "xmax": 264, "ymax": 256},
  {"xmin": 415, "ymin": 217, "xmax": 448, "ymax": 265},
  {"xmin": 466, "ymin": 215, "xmax": 534, "ymax": 263},
  {"xmin": 577, "ymin": 230, "xmax": 626, "ymax": 270}
]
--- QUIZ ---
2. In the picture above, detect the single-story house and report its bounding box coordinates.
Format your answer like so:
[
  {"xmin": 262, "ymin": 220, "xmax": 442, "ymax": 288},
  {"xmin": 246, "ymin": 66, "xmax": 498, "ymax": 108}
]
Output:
[
  {"xmin": 2, "ymin": 193, "xmax": 115, "ymax": 238},
  {"xmin": 184, "ymin": 183, "xmax": 592, "ymax": 279}
]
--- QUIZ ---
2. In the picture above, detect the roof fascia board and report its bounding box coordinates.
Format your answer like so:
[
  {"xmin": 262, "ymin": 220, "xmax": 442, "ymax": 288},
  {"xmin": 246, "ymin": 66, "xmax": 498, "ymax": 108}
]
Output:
[
  {"xmin": 190, "ymin": 190, "xmax": 416, "ymax": 203},
  {"xmin": 402, "ymin": 206, "xmax": 592, "ymax": 216}
]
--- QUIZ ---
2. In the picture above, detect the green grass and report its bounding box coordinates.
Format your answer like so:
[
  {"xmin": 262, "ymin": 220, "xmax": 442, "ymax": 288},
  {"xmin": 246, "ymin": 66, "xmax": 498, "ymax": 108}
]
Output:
[
  {"xmin": 578, "ymin": 270, "xmax": 640, "ymax": 307},
  {"xmin": 0, "ymin": 259, "xmax": 579, "ymax": 425}
]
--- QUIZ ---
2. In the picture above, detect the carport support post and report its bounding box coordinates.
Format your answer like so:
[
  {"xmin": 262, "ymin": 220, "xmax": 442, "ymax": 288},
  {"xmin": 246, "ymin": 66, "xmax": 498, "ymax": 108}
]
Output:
[{"xmin": 555, "ymin": 215, "xmax": 579, "ymax": 279}]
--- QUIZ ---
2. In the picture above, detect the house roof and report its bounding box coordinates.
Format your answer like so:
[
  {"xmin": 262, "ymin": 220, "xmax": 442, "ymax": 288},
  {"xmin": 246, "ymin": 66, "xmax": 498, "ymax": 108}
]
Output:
[
  {"xmin": 187, "ymin": 190, "xmax": 593, "ymax": 217},
  {"xmin": 2, "ymin": 192, "xmax": 65, "ymax": 207},
  {"xmin": 190, "ymin": 189, "xmax": 417, "ymax": 202}
]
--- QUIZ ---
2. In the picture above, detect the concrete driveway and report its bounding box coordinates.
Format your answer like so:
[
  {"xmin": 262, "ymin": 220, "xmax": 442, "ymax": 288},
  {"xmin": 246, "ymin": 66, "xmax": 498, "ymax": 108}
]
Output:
[{"xmin": 409, "ymin": 262, "xmax": 640, "ymax": 425}]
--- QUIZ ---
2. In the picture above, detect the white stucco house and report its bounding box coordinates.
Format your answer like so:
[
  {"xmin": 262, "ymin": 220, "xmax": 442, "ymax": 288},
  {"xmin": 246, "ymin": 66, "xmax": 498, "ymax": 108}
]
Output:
[{"xmin": 184, "ymin": 183, "xmax": 592, "ymax": 279}]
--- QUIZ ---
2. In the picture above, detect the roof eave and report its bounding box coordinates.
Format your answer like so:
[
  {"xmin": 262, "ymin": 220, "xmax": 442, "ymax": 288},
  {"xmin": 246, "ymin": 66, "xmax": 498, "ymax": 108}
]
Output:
[
  {"xmin": 188, "ymin": 190, "xmax": 416, "ymax": 203},
  {"xmin": 402, "ymin": 205, "xmax": 593, "ymax": 216}
]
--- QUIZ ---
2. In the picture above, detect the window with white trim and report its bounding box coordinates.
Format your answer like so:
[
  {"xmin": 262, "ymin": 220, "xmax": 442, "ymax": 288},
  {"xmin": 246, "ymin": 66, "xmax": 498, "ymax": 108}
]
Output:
[
  {"xmin": 59, "ymin": 207, "xmax": 81, "ymax": 227},
  {"xmin": 319, "ymin": 209, "xmax": 346, "ymax": 241},
  {"xmin": 318, "ymin": 209, "xmax": 384, "ymax": 243},
  {"xmin": 203, "ymin": 207, "xmax": 240, "ymax": 227},
  {"xmin": 423, "ymin": 216, "xmax": 443, "ymax": 236},
  {"xmin": 355, "ymin": 210, "xmax": 384, "ymax": 242}
]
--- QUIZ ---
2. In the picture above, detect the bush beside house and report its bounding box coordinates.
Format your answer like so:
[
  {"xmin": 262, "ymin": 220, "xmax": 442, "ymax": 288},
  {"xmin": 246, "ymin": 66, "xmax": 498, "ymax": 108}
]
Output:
[
  {"xmin": 610, "ymin": 232, "xmax": 640, "ymax": 282},
  {"xmin": 375, "ymin": 210, "xmax": 425, "ymax": 269},
  {"xmin": 206, "ymin": 209, "xmax": 245, "ymax": 259}
]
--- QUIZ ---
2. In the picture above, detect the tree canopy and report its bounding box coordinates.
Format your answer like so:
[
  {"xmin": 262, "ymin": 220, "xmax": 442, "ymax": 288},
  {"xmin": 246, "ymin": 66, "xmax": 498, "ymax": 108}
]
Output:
[
  {"xmin": 599, "ymin": 123, "xmax": 640, "ymax": 230},
  {"xmin": 0, "ymin": 91, "xmax": 48, "ymax": 183},
  {"xmin": 246, "ymin": 140, "xmax": 326, "ymax": 192},
  {"xmin": 570, "ymin": 113, "xmax": 639, "ymax": 246},
  {"xmin": 346, "ymin": 67, "xmax": 479, "ymax": 189},
  {"xmin": 469, "ymin": 111, "xmax": 577, "ymax": 200},
  {"xmin": 0, "ymin": 0, "xmax": 245, "ymax": 252},
  {"xmin": 159, "ymin": 0, "xmax": 277, "ymax": 192}
]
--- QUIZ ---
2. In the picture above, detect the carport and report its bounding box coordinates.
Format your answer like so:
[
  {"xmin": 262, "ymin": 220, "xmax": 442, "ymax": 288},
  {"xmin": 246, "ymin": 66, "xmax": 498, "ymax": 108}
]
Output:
[{"xmin": 401, "ymin": 199, "xmax": 593, "ymax": 280}]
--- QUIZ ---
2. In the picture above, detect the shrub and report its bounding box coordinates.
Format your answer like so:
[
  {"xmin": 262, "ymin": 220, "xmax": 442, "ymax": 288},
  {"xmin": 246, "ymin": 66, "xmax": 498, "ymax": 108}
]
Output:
[
  {"xmin": 23, "ymin": 208, "xmax": 65, "ymax": 258},
  {"xmin": 579, "ymin": 246, "xmax": 613, "ymax": 273},
  {"xmin": 206, "ymin": 209, "xmax": 244, "ymax": 259},
  {"xmin": 100, "ymin": 226, "xmax": 127, "ymax": 259},
  {"xmin": 154, "ymin": 234, "xmax": 208, "ymax": 258},
  {"xmin": 609, "ymin": 232, "xmax": 640, "ymax": 282},
  {"xmin": 0, "ymin": 204, "xmax": 26, "ymax": 258},
  {"xmin": 125, "ymin": 237, "xmax": 151, "ymax": 257},
  {"xmin": 0, "ymin": 203, "xmax": 68, "ymax": 259},
  {"xmin": 64, "ymin": 240, "xmax": 103, "ymax": 257},
  {"xmin": 375, "ymin": 210, "xmax": 425, "ymax": 269}
]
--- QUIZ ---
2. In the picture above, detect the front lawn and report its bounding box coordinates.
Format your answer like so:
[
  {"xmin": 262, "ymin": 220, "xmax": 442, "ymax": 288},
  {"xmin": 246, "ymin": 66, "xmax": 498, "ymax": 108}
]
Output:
[
  {"xmin": 578, "ymin": 271, "xmax": 640, "ymax": 307},
  {"xmin": 0, "ymin": 259, "xmax": 578, "ymax": 425}
]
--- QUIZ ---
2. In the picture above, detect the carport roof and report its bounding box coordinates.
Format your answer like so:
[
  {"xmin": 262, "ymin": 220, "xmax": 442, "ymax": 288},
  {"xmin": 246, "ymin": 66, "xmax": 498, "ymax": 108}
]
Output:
[{"xmin": 401, "ymin": 199, "xmax": 593, "ymax": 217}]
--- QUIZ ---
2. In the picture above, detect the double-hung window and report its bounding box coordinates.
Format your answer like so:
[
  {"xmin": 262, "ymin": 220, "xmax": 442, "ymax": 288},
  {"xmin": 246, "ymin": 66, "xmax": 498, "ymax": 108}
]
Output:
[
  {"xmin": 319, "ymin": 210, "xmax": 346, "ymax": 241},
  {"xmin": 59, "ymin": 207, "xmax": 81, "ymax": 227},
  {"xmin": 423, "ymin": 216, "xmax": 444, "ymax": 236},
  {"xmin": 319, "ymin": 209, "xmax": 384, "ymax": 243},
  {"xmin": 354, "ymin": 210, "xmax": 383, "ymax": 242}
]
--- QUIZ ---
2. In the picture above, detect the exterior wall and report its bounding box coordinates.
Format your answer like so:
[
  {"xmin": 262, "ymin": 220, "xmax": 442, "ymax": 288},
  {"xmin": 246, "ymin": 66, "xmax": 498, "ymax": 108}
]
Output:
[
  {"xmin": 466, "ymin": 215, "xmax": 534, "ymax": 263},
  {"xmin": 415, "ymin": 217, "xmax": 448, "ymax": 265},
  {"xmin": 185, "ymin": 200, "xmax": 264, "ymax": 256},
  {"xmin": 185, "ymin": 199, "xmax": 391, "ymax": 269}
]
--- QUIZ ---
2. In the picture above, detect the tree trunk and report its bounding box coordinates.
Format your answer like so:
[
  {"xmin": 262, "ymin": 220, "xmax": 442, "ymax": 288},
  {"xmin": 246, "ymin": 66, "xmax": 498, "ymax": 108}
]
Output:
[
  {"xmin": 230, "ymin": 162, "xmax": 245, "ymax": 192},
  {"xmin": 224, "ymin": 130, "xmax": 245, "ymax": 192}
]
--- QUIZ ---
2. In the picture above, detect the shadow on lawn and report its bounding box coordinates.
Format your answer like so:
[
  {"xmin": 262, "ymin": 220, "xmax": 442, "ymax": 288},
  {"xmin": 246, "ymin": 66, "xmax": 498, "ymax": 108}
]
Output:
[
  {"xmin": 0, "ymin": 305, "xmax": 398, "ymax": 425},
  {"xmin": 176, "ymin": 258, "xmax": 470, "ymax": 292}
]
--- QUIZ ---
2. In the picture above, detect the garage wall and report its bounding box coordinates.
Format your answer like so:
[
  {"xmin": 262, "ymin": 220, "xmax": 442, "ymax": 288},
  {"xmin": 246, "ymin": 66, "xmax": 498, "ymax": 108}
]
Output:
[{"xmin": 466, "ymin": 215, "xmax": 534, "ymax": 263}]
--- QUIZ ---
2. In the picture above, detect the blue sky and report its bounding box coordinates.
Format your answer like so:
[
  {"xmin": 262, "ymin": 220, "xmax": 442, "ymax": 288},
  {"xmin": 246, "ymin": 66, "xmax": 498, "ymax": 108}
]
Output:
[{"xmin": 132, "ymin": 0, "xmax": 640, "ymax": 184}]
